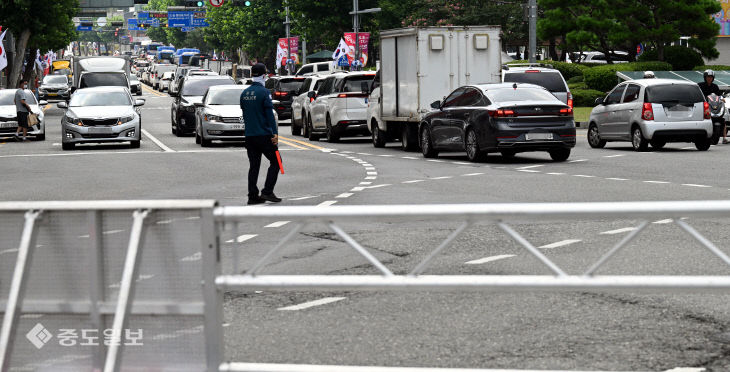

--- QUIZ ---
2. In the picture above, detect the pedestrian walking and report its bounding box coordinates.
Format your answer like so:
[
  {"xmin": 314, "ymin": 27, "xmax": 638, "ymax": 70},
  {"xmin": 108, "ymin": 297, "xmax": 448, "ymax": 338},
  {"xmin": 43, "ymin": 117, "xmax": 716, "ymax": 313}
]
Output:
[
  {"xmin": 240, "ymin": 63, "xmax": 282, "ymax": 205},
  {"xmin": 14, "ymin": 80, "xmax": 32, "ymax": 141}
]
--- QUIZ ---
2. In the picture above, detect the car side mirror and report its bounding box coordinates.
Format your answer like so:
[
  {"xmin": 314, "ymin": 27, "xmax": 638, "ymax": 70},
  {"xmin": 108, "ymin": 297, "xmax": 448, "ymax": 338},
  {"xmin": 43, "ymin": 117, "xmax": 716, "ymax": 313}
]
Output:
[
  {"xmin": 430, "ymin": 100, "xmax": 441, "ymax": 110},
  {"xmin": 361, "ymin": 81, "xmax": 370, "ymax": 94},
  {"xmin": 307, "ymin": 91, "xmax": 316, "ymax": 99},
  {"xmin": 594, "ymin": 97, "xmax": 604, "ymax": 105},
  {"xmin": 194, "ymin": 102, "xmax": 204, "ymax": 107},
  {"xmin": 57, "ymin": 101, "xmax": 68, "ymax": 109},
  {"xmin": 38, "ymin": 100, "xmax": 48, "ymax": 106},
  {"xmin": 134, "ymin": 99, "xmax": 146, "ymax": 107}
]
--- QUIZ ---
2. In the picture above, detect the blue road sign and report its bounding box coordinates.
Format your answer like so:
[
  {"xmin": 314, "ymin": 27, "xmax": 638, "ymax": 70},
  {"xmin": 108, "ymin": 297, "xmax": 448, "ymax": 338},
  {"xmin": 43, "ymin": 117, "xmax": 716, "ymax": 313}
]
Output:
[
  {"xmin": 128, "ymin": 19, "xmax": 143, "ymax": 31},
  {"xmin": 168, "ymin": 11, "xmax": 191, "ymax": 27},
  {"xmin": 76, "ymin": 25, "xmax": 93, "ymax": 32},
  {"xmin": 181, "ymin": 27, "xmax": 194, "ymax": 32},
  {"xmin": 138, "ymin": 11, "xmax": 149, "ymax": 20},
  {"xmin": 337, "ymin": 55, "xmax": 350, "ymax": 67}
]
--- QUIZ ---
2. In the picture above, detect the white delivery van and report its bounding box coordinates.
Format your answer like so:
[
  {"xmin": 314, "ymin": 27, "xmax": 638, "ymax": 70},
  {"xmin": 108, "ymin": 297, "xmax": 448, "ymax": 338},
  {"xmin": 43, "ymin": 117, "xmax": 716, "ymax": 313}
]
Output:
[{"xmin": 367, "ymin": 26, "xmax": 502, "ymax": 150}]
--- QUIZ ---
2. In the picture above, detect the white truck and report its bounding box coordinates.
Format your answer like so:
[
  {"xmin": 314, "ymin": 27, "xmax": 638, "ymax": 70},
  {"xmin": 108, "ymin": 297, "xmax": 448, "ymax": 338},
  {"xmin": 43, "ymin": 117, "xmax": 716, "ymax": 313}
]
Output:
[
  {"xmin": 72, "ymin": 56, "xmax": 131, "ymax": 92},
  {"xmin": 367, "ymin": 26, "xmax": 502, "ymax": 150}
]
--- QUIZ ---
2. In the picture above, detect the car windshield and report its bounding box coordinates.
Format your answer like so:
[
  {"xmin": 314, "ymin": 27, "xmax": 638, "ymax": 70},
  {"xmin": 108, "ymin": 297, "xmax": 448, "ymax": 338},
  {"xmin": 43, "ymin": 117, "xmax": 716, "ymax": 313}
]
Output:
[
  {"xmin": 43, "ymin": 76, "xmax": 67, "ymax": 84},
  {"xmin": 503, "ymin": 72, "xmax": 567, "ymax": 92},
  {"xmin": 342, "ymin": 75, "xmax": 375, "ymax": 92},
  {"xmin": 70, "ymin": 91, "xmax": 131, "ymax": 107},
  {"xmin": 0, "ymin": 90, "xmax": 36, "ymax": 105},
  {"xmin": 80, "ymin": 73, "xmax": 128, "ymax": 88},
  {"xmin": 207, "ymin": 89, "xmax": 245, "ymax": 105},
  {"xmin": 182, "ymin": 79, "xmax": 234, "ymax": 96},
  {"xmin": 488, "ymin": 88, "xmax": 559, "ymax": 102},
  {"xmin": 279, "ymin": 78, "xmax": 306, "ymax": 92},
  {"xmin": 645, "ymin": 84, "xmax": 704, "ymax": 104}
]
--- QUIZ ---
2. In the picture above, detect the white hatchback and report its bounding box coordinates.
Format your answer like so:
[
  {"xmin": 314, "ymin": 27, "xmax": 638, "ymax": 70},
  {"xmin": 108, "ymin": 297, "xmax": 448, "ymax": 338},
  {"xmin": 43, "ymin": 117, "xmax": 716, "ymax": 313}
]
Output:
[
  {"xmin": 291, "ymin": 75, "xmax": 326, "ymax": 137},
  {"xmin": 307, "ymin": 71, "xmax": 376, "ymax": 142}
]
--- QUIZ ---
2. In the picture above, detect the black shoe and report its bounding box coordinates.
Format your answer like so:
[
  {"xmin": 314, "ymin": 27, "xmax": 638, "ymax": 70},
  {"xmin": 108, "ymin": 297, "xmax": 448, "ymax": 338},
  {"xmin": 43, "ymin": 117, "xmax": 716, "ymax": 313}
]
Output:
[
  {"xmin": 247, "ymin": 196, "xmax": 266, "ymax": 205},
  {"xmin": 260, "ymin": 193, "xmax": 282, "ymax": 203}
]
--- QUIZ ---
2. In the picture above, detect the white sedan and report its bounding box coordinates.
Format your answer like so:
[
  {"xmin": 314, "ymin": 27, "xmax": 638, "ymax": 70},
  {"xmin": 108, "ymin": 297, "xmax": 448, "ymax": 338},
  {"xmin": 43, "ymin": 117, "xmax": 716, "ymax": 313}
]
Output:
[{"xmin": 0, "ymin": 89, "xmax": 47, "ymax": 140}]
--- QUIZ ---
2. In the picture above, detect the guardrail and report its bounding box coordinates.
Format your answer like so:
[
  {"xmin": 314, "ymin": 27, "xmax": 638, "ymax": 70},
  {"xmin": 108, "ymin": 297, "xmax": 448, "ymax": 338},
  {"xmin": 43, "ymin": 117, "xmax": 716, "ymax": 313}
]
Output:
[
  {"xmin": 212, "ymin": 200, "xmax": 730, "ymax": 372},
  {"xmin": 3, "ymin": 200, "xmax": 730, "ymax": 371}
]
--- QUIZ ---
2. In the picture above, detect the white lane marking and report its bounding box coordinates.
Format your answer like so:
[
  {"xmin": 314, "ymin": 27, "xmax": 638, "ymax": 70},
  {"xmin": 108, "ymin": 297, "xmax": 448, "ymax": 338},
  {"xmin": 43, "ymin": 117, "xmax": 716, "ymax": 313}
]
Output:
[
  {"xmin": 402, "ymin": 180, "xmax": 424, "ymax": 184},
  {"xmin": 644, "ymin": 181, "xmax": 670, "ymax": 184},
  {"xmin": 402, "ymin": 156, "xmax": 418, "ymax": 159},
  {"xmin": 547, "ymin": 172, "xmax": 566, "ymax": 175},
  {"xmin": 278, "ymin": 297, "xmax": 347, "ymax": 311},
  {"xmin": 573, "ymin": 175, "xmax": 596, "ymax": 178},
  {"xmin": 340, "ymin": 151, "xmax": 354, "ymax": 154},
  {"xmin": 366, "ymin": 172, "xmax": 378, "ymax": 175},
  {"xmin": 352, "ymin": 184, "xmax": 391, "ymax": 191},
  {"xmin": 351, "ymin": 158, "xmax": 363, "ymax": 162},
  {"xmin": 365, "ymin": 167, "xmax": 376, "ymax": 171},
  {"xmin": 336, "ymin": 193, "xmax": 354, "ymax": 198},
  {"xmin": 181, "ymin": 252, "xmax": 202, "ymax": 262},
  {"xmin": 600, "ymin": 227, "xmax": 637, "ymax": 235},
  {"xmin": 156, "ymin": 219, "xmax": 174, "ymax": 225},
  {"xmin": 141, "ymin": 129, "xmax": 175, "ymax": 152},
  {"xmin": 539, "ymin": 239, "xmax": 582, "ymax": 249},
  {"xmin": 569, "ymin": 159, "xmax": 588, "ymax": 163},
  {"xmin": 518, "ymin": 169, "xmax": 541, "ymax": 173},
  {"xmin": 378, "ymin": 154, "xmax": 395, "ymax": 157},
  {"xmin": 265, "ymin": 221, "xmax": 290, "ymax": 228},
  {"xmin": 359, "ymin": 182, "xmax": 372, "ymax": 185},
  {"xmin": 653, "ymin": 219, "xmax": 674, "ymax": 224},
  {"xmin": 365, "ymin": 176, "xmax": 377, "ymax": 180},
  {"xmin": 606, "ymin": 177, "xmax": 629, "ymax": 181},
  {"xmin": 0, "ymin": 151, "xmax": 160, "ymax": 159},
  {"xmin": 78, "ymin": 234, "xmax": 90, "ymax": 238},
  {"xmin": 461, "ymin": 173, "xmax": 485, "ymax": 176},
  {"xmin": 362, "ymin": 163, "xmax": 373, "ymax": 167},
  {"xmin": 318, "ymin": 200, "xmax": 338, "ymax": 207},
  {"xmin": 103, "ymin": 229, "xmax": 124, "ymax": 235},
  {"xmin": 52, "ymin": 143, "xmax": 61, "ymax": 146},
  {"xmin": 356, "ymin": 152, "xmax": 371, "ymax": 156},
  {"xmin": 288, "ymin": 196, "xmax": 318, "ymax": 201},
  {"xmin": 517, "ymin": 165, "xmax": 544, "ymax": 170},
  {"xmin": 184, "ymin": 216, "xmax": 200, "ymax": 220},
  {"xmin": 452, "ymin": 162, "xmax": 471, "ymax": 165},
  {"xmin": 431, "ymin": 176, "xmax": 453, "ymax": 180},
  {"xmin": 0, "ymin": 248, "xmax": 19, "ymax": 256},
  {"xmin": 225, "ymin": 234, "xmax": 258, "ymax": 243},
  {"xmin": 427, "ymin": 159, "xmax": 445, "ymax": 163},
  {"xmin": 109, "ymin": 274, "xmax": 155, "ymax": 289},
  {"xmin": 681, "ymin": 146, "xmax": 696, "ymax": 150},
  {"xmin": 465, "ymin": 254, "xmax": 516, "ymax": 265},
  {"xmin": 494, "ymin": 166, "xmax": 507, "ymax": 169},
  {"xmin": 603, "ymin": 154, "xmax": 625, "ymax": 158},
  {"xmin": 682, "ymin": 184, "xmax": 711, "ymax": 188}
]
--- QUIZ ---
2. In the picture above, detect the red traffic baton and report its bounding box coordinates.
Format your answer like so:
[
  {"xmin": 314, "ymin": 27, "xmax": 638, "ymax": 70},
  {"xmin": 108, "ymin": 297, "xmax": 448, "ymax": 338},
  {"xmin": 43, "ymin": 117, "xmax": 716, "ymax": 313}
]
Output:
[{"xmin": 275, "ymin": 150, "xmax": 284, "ymax": 174}]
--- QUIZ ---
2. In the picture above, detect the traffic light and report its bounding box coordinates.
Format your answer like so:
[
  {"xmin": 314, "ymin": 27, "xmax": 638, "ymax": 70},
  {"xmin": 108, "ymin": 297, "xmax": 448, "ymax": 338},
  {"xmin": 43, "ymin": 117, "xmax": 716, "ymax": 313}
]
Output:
[
  {"xmin": 115, "ymin": 28, "xmax": 119, "ymax": 36},
  {"xmin": 185, "ymin": 0, "xmax": 204, "ymax": 7},
  {"xmin": 110, "ymin": 21, "xmax": 124, "ymax": 27},
  {"xmin": 133, "ymin": 0, "xmax": 149, "ymax": 4}
]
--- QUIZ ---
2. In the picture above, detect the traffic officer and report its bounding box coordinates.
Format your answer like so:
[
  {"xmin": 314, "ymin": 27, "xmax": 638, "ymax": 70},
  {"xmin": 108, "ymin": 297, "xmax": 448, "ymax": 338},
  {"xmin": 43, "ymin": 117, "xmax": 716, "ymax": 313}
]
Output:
[
  {"xmin": 699, "ymin": 69, "xmax": 721, "ymax": 97},
  {"xmin": 240, "ymin": 63, "xmax": 282, "ymax": 205}
]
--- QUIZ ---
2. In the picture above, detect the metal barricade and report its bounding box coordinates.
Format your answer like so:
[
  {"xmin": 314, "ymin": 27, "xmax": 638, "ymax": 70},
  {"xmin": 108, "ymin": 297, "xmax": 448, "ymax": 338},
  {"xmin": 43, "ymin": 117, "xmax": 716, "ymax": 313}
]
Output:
[
  {"xmin": 211, "ymin": 201, "xmax": 730, "ymax": 372},
  {"xmin": 0, "ymin": 200, "xmax": 219, "ymax": 372}
]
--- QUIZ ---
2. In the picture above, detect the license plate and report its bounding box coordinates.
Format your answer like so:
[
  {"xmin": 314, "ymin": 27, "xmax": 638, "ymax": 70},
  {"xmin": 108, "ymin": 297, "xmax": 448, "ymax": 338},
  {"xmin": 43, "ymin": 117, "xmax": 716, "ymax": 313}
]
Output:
[
  {"xmin": 48, "ymin": 93, "xmax": 58, "ymax": 96},
  {"xmin": 526, "ymin": 133, "xmax": 553, "ymax": 140},
  {"xmin": 88, "ymin": 127, "xmax": 113, "ymax": 134},
  {"xmin": 229, "ymin": 124, "xmax": 244, "ymax": 129},
  {"xmin": 0, "ymin": 122, "xmax": 17, "ymax": 128}
]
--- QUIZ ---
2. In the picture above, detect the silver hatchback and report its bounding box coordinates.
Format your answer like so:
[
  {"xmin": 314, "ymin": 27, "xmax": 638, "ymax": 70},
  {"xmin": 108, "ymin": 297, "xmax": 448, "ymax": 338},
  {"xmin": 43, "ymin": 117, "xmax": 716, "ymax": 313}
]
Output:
[{"xmin": 588, "ymin": 79, "xmax": 713, "ymax": 151}]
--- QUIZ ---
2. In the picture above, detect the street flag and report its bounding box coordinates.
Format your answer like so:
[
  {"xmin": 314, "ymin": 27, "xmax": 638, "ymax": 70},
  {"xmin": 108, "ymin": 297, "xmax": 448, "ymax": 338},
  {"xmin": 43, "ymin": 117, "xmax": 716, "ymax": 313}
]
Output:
[
  {"xmin": 275, "ymin": 42, "xmax": 286, "ymax": 67},
  {"xmin": 332, "ymin": 38, "xmax": 350, "ymax": 62},
  {"xmin": 212, "ymin": 50, "xmax": 217, "ymax": 60},
  {"xmin": 0, "ymin": 29, "xmax": 7, "ymax": 72}
]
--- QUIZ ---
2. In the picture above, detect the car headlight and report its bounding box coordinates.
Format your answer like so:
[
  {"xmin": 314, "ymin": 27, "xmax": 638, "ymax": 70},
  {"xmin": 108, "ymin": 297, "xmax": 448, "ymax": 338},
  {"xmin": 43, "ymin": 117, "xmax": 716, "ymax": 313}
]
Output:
[
  {"xmin": 185, "ymin": 105, "xmax": 196, "ymax": 112},
  {"xmin": 118, "ymin": 115, "xmax": 134, "ymax": 125},
  {"xmin": 204, "ymin": 114, "xmax": 222, "ymax": 122},
  {"xmin": 64, "ymin": 113, "xmax": 81, "ymax": 126}
]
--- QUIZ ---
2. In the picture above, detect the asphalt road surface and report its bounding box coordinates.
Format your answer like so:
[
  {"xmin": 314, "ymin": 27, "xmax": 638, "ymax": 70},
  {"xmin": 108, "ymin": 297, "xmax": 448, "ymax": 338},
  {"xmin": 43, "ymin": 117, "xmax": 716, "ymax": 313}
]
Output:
[{"xmin": 1, "ymin": 84, "xmax": 728, "ymax": 372}]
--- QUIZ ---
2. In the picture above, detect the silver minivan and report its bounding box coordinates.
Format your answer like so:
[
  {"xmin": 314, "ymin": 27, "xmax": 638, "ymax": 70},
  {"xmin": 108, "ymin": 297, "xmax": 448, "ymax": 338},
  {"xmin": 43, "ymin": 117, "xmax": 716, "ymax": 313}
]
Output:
[{"xmin": 588, "ymin": 79, "xmax": 713, "ymax": 151}]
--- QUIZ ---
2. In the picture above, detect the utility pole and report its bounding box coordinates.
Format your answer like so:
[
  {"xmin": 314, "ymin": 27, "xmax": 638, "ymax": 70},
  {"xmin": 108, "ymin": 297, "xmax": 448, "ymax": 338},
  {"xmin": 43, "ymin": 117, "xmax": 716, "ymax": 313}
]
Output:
[
  {"xmin": 349, "ymin": 1, "xmax": 380, "ymax": 70},
  {"xmin": 284, "ymin": 0, "xmax": 292, "ymax": 75},
  {"xmin": 528, "ymin": 0, "xmax": 537, "ymax": 63}
]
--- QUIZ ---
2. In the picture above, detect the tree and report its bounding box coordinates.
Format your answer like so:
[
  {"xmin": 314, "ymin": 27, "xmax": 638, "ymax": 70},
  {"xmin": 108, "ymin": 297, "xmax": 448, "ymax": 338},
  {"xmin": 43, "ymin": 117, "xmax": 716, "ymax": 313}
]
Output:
[
  {"xmin": 288, "ymin": 0, "xmax": 378, "ymax": 54},
  {"xmin": 0, "ymin": 0, "xmax": 79, "ymax": 87}
]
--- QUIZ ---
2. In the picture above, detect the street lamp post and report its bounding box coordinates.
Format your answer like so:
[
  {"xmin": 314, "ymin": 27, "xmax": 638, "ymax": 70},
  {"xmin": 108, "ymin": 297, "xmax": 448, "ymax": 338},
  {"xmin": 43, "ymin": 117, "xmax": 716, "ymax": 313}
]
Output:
[
  {"xmin": 284, "ymin": 1, "xmax": 292, "ymax": 75},
  {"xmin": 349, "ymin": 0, "xmax": 380, "ymax": 70},
  {"xmin": 528, "ymin": 0, "xmax": 537, "ymax": 63}
]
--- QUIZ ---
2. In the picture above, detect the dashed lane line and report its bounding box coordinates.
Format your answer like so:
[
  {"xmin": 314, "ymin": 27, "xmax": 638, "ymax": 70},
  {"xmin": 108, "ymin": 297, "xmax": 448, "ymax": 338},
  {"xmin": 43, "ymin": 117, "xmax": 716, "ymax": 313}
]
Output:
[
  {"xmin": 225, "ymin": 234, "xmax": 258, "ymax": 243},
  {"xmin": 606, "ymin": 177, "xmax": 629, "ymax": 181},
  {"xmin": 518, "ymin": 169, "xmax": 541, "ymax": 173},
  {"xmin": 600, "ymin": 227, "xmax": 637, "ymax": 235},
  {"xmin": 547, "ymin": 172, "xmax": 566, "ymax": 175},
  {"xmin": 517, "ymin": 165, "xmax": 544, "ymax": 170},
  {"xmin": 402, "ymin": 180, "xmax": 424, "ymax": 184},
  {"xmin": 430, "ymin": 176, "xmax": 453, "ymax": 180},
  {"xmin": 682, "ymin": 184, "xmax": 712, "ymax": 188},
  {"xmin": 573, "ymin": 174, "xmax": 596, "ymax": 178},
  {"xmin": 539, "ymin": 239, "xmax": 582, "ymax": 249},
  {"xmin": 603, "ymin": 154, "xmax": 625, "ymax": 158},
  {"xmin": 288, "ymin": 196, "xmax": 318, "ymax": 201},
  {"xmin": 402, "ymin": 156, "xmax": 418, "ymax": 160},
  {"xmin": 644, "ymin": 181, "xmax": 670, "ymax": 184},
  {"xmin": 336, "ymin": 193, "xmax": 354, "ymax": 198},
  {"xmin": 318, "ymin": 200, "xmax": 338, "ymax": 207},
  {"xmin": 461, "ymin": 173, "xmax": 485, "ymax": 176},
  {"xmin": 278, "ymin": 297, "xmax": 347, "ymax": 311},
  {"xmin": 265, "ymin": 221, "xmax": 290, "ymax": 228},
  {"xmin": 465, "ymin": 254, "xmax": 516, "ymax": 265},
  {"xmin": 653, "ymin": 219, "xmax": 674, "ymax": 224},
  {"xmin": 569, "ymin": 159, "xmax": 588, "ymax": 163},
  {"xmin": 141, "ymin": 129, "xmax": 175, "ymax": 152}
]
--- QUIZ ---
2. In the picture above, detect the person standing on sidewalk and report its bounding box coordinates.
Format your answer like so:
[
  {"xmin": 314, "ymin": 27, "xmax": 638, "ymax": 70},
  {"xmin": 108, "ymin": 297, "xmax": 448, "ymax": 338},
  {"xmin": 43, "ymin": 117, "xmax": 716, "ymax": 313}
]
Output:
[
  {"xmin": 240, "ymin": 63, "xmax": 282, "ymax": 205},
  {"xmin": 14, "ymin": 80, "xmax": 32, "ymax": 141}
]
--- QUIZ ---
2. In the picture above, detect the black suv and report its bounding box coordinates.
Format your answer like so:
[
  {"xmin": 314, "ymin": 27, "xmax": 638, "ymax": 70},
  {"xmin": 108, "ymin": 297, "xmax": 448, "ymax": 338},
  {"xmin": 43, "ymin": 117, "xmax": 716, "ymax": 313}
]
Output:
[
  {"xmin": 265, "ymin": 76, "xmax": 306, "ymax": 121},
  {"xmin": 171, "ymin": 75, "xmax": 235, "ymax": 136}
]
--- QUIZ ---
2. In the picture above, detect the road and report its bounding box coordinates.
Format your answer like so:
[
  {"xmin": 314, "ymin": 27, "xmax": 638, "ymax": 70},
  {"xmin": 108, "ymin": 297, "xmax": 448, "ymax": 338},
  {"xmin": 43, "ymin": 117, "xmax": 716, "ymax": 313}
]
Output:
[{"xmin": 1, "ymin": 84, "xmax": 729, "ymax": 371}]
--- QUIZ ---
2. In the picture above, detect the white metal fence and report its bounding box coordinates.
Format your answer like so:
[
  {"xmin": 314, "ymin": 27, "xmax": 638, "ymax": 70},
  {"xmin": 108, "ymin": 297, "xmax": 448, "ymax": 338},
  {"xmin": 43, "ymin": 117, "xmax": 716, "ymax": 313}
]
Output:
[{"xmin": 2, "ymin": 200, "xmax": 730, "ymax": 371}]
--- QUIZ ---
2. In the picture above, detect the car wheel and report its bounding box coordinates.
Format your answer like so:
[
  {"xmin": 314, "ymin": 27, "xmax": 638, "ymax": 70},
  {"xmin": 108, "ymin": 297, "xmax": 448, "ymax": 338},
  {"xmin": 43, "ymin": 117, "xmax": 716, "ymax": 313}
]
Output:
[
  {"xmin": 201, "ymin": 135, "xmax": 212, "ymax": 147},
  {"xmin": 303, "ymin": 114, "xmax": 310, "ymax": 137},
  {"xmin": 650, "ymin": 139, "xmax": 666, "ymax": 150},
  {"xmin": 195, "ymin": 130, "xmax": 201, "ymax": 144},
  {"xmin": 61, "ymin": 143, "xmax": 75, "ymax": 151},
  {"xmin": 695, "ymin": 136, "xmax": 711, "ymax": 151},
  {"xmin": 401, "ymin": 123, "xmax": 418, "ymax": 151},
  {"xmin": 549, "ymin": 148, "xmax": 571, "ymax": 162},
  {"xmin": 587, "ymin": 123, "xmax": 606, "ymax": 148},
  {"xmin": 420, "ymin": 125, "xmax": 438, "ymax": 158},
  {"xmin": 130, "ymin": 140, "xmax": 141, "ymax": 149},
  {"xmin": 35, "ymin": 130, "xmax": 45, "ymax": 141},
  {"xmin": 326, "ymin": 115, "xmax": 340, "ymax": 143},
  {"xmin": 500, "ymin": 150, "xmax": 516, "ymax": 159},
  {"xmin": 465, "ymin": 129, "xmax": 486, "ymax": 162},
  {"xmin": 307, "ymin": 114, "xmax": 320, "ymax": 141},
  {"xmin": 372, "ymin": 121, "xmax": 387, "ymax": 148},
  {"xmin": 711, "ymin": 125, "xmax": 721, "ymax": 145},
  {"xmin": 631, "ymin": 126, "xmax": 648, "ymax": 152},
  {"xmin": 292, "ymin": 115, "xmax": 302, "ymax": 136}
]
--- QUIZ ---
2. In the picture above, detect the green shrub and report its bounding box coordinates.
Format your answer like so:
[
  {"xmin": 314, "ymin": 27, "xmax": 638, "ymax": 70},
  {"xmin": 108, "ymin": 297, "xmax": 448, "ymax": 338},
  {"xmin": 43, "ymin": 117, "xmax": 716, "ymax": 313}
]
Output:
[
  {"xmin": 638, "ymin": 46, "xmax": 704, "ymax": 70},
  {"xmin": 567, "ymin": 75, "xmax": 584, "ymax": 84},
  {"xmin": 583, "ymin": 61, "xmax": 672, "ymax": 92},
  {"xmin": 694, "ymin": 65, "xmax": 730, "ymax": 71},
  {"xmin": 572, "ymin": 88, "xmax": 605, "ymax": 107},
  {"xmin": 568, "ymin": 82, "xmax": 587, "ymax": 90}
]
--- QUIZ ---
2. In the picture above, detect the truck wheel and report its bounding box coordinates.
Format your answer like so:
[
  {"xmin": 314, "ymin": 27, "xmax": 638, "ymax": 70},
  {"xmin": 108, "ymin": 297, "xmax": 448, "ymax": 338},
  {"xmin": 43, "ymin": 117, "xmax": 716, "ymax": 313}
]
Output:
[
  {"xmin": 372, "ymin": 122, "xmax": 386, "ymax": 148},
  {"xmin": 401, "ymin": 123, "xmax": 418, "ymax": 151}
]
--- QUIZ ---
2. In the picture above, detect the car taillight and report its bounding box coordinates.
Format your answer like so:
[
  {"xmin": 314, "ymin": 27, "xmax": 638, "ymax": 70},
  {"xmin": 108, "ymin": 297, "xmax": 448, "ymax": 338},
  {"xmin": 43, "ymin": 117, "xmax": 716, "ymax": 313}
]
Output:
[
  {"xmin": 525, "ymin": 70, "xmax": 540, "ymax": 73},
  {"xmin": 274, "ymin": 91, "xmax": 289, "ymax": 97},
  {"xmin": 559, "ymin": 108, "xmax": 573, "ymax": 116},
  {"xmin": 567, "ymin": 92, "xmax": 573, "ymax": 109},
  {"xmin": 704, "ymin": 102, "xmax": 711, "ymax": 119},
  {"xmin": 337, "ymin": 93, "xmax": 368, "ymax": 98},
  {"xmin": 642, "ymin": 102, "xmax": 654, "ymax": 121},
  {"xmin": 488, "ymin": 109, "xmax": 516, "ymax": 117}
]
